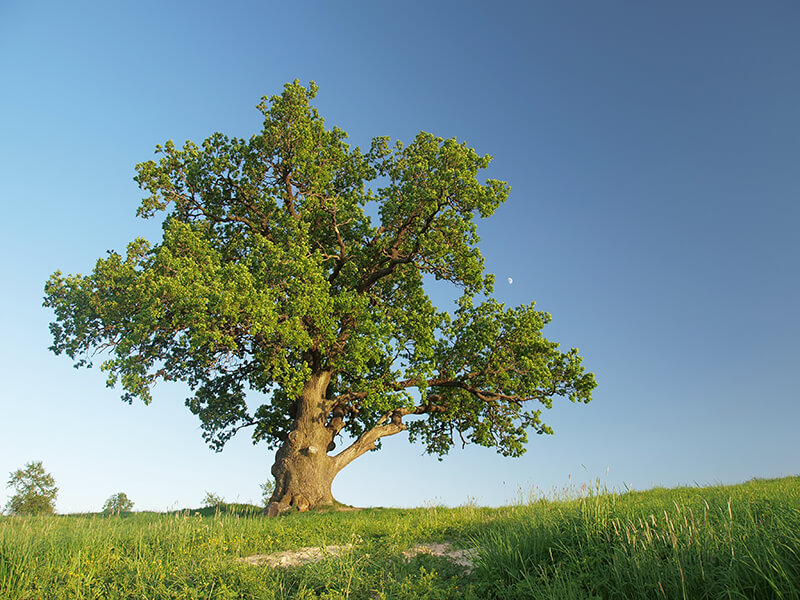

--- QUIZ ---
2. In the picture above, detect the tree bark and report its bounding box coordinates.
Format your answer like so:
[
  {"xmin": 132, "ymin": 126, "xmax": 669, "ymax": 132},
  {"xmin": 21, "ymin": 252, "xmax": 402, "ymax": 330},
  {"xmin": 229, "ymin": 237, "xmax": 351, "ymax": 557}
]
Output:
[{"xmin": 267, "ymin": 434, "xmax": 339, "ymax": 515}]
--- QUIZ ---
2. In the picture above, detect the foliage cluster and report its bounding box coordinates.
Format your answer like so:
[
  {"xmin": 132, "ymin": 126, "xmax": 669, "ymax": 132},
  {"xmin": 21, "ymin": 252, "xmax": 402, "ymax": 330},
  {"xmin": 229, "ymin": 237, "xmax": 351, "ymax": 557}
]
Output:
[{"xmin": 1, "ymin": 476, "xmax": 798, "ymax": 599}]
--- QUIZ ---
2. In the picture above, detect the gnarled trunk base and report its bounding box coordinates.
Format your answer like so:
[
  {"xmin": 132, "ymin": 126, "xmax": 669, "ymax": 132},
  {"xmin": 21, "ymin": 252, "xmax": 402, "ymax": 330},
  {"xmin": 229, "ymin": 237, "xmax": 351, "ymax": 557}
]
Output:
[
  {"xmin": 264, "ymin": 372, "xmax": 408, "ymax": 516},
  {"xmin": 266, "ymin": 430, "xmax": 339, "ymax": 516}
]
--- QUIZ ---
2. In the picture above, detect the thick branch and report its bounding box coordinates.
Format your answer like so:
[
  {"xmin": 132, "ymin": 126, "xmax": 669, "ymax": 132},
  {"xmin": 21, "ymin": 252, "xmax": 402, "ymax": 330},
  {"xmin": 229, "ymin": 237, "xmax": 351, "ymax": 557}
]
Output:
[
  {"xmin": 283, "ymin": 166, "xmax": 298, "ymax": 217},
  {"xmin": 332, "ymin": 412, "xmax": 406, "ymax": 471},
  {"xmin": 331, "ymin": 400, "xmax": 446, "ymax": 471}
]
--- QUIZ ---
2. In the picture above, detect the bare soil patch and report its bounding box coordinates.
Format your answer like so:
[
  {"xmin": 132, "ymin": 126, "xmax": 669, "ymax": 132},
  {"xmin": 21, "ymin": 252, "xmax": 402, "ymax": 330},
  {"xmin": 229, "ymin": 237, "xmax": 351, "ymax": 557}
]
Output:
[
  {"xmin": 238, "ymin": 544, "xmax": 354, "ymax": 568},
  {"xmin": 402, "ymin": 543, "xmax": 478, "ymax": 572},
  {"xmin": 238, "ymin": 541, "xmax": 477, "ymax": 571}
]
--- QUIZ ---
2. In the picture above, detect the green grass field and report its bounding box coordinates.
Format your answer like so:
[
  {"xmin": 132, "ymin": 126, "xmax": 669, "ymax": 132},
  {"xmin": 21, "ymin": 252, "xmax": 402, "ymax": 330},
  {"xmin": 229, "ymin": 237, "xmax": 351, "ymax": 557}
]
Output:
[{"xmin": 1, "ymin": 476, "xmax": 798, "ymax": 599}]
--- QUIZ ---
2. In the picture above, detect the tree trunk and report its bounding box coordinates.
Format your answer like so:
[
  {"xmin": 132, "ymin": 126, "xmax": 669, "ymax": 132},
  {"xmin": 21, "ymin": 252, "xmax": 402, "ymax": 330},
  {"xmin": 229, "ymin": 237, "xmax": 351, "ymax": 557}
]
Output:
[
  {"xmin": 265, "ymin": 371, "xmax": 410, "ymax": 516},
  {"xmin": 267, "ymin": 437, "xmax": 339, "ymax": 516},
  {"xmin": 266, "ymin": 372, "xmax": 339, "ymax": 516}
]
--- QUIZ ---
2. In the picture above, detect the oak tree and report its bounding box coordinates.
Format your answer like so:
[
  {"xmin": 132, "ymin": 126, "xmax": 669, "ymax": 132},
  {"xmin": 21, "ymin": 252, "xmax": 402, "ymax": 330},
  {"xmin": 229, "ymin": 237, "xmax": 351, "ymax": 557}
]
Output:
[{"xmin": 45, "ymin": 82, "xmax": 596, "ymax": 515}]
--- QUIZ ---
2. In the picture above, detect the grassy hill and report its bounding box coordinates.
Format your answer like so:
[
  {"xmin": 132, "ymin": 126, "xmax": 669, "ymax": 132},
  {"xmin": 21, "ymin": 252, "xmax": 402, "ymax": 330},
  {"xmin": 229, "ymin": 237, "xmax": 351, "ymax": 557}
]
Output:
[{"xmin": 1, "ymin": 476, "xmax": 798, "ymax": 599}]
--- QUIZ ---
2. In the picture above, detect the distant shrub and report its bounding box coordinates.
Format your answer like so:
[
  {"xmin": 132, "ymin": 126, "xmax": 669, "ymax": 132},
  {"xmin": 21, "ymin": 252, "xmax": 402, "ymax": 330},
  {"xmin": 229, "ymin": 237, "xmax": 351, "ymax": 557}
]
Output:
[
  {"xmin": 202, "ymin": 491, "xmax": 224, "ymax": 508},
  {"xmin": 260, "ymin": 479, "xmax": 275, "ymax": 507}
]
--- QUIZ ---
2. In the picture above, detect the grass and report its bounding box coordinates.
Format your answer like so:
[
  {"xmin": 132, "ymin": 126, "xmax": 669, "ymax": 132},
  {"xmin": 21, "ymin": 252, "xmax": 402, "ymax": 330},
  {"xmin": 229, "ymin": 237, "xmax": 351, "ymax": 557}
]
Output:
[
  {"xmin": 473, "ymin": 477, "xmax": 800, "ymax": 599},
  {"xmin": 1, "ymin": 476, "xmax": 798, "ymax": 599}
]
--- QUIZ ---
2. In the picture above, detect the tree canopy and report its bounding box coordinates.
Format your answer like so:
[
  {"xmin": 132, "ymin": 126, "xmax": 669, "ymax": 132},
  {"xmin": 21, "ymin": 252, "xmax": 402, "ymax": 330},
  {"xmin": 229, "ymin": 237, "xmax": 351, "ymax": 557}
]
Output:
[{"xmin": 44, "ymin": 81, "xmax": 596, "ymax": 512}]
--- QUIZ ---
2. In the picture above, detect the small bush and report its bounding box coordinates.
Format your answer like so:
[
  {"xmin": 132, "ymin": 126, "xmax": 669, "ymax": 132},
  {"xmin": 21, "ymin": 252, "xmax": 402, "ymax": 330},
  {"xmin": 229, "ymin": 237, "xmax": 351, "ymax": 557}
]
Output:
[
  {"xmin": 260, "ymin": 480, "xmax": 275, "ymax": 507},
  {"xmin": 202, "ymin": 491, "xmax": 225, "ymax": 508}
]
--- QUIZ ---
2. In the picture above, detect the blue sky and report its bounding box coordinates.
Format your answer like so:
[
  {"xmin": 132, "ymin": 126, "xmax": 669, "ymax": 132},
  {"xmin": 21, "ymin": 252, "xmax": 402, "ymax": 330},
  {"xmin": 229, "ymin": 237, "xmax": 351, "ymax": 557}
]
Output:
[{"xmin": 1, "ymin": 1, "xmax": 798, "ymax": 513}]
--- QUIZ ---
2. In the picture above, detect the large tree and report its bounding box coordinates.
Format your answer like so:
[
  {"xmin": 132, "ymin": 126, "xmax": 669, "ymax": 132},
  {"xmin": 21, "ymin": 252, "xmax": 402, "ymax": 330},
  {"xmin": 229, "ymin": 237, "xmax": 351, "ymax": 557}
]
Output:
[
  {"xmin": 6, "ymin": 461, "xmax": 58, "ymax": 515},
  {"xmin": 102, "ymin": 492, "xmax": 134, "ymax": 515},
  {"xmin": 45, "ymin": 82, "xmax": 596, "ymax": 515}
]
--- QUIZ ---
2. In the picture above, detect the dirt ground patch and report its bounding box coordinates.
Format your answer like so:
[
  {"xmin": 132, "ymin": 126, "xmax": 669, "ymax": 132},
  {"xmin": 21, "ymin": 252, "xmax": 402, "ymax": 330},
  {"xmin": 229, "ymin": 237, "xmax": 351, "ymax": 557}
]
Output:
[
  {"xmin": 238, "ymin": 541, "xmax": 477, "ymax": 571},
  {"xmin": 237, "ymin": 544, "xmax": 353, "ymax": 567},
  {"xmin": 401, "ymin": 543, "xmax": 478, "ymax": 572}
]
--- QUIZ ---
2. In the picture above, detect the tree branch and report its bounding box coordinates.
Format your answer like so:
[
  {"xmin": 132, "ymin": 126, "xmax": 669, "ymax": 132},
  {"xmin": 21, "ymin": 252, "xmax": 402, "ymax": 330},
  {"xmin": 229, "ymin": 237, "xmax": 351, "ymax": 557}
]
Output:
[
  {"xmin": 332, "ymin": 409, "xmax": 406, "ymax": 471},
  {"xmin": 357, "ymin": 197, "xmax": 443, "ymax": 293},
  {"xmin": 282, "ymin": 165, "xmax": 298, "ymax": 217},
  {"xmin": 330, "ymin": 398, "xmax": 446, "ymax": 471}
]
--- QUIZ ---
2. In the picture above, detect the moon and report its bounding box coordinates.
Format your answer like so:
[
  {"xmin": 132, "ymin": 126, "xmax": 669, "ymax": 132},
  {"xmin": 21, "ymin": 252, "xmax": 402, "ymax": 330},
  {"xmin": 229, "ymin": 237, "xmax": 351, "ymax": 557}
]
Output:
[{"xmin": 507, "ymin": 277, "xmax": 513, "ymax": 285}]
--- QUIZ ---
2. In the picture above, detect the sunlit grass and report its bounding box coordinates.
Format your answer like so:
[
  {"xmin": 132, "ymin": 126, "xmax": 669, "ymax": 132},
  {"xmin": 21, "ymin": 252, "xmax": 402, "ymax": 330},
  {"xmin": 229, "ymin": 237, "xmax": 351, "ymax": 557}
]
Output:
[
  {"xmin": 1, "ymin": 476, "xmax": 797, "ymax": 599},
  {"xmin": 472, "ymin": 476, "xmax": 800, "ymax": 599}
]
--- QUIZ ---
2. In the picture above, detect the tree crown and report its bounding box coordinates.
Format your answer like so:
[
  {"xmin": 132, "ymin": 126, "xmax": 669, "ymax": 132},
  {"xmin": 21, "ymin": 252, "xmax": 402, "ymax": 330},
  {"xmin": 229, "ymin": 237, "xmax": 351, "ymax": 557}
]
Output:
[
  {"xmin": 6, "ymin": 461, "xmax": 58, "ymax": 515},
  {"xmin": 45, "ymin": 81, "xmax": 595, "ymax": 459}
]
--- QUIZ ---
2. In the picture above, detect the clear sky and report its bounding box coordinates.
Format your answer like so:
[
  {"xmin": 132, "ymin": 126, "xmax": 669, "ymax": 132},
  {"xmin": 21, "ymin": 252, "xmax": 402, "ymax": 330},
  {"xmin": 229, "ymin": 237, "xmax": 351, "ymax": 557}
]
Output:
[{"xmin": 1, "ymin": 1, "xmax": 798, "ymax": 514}]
